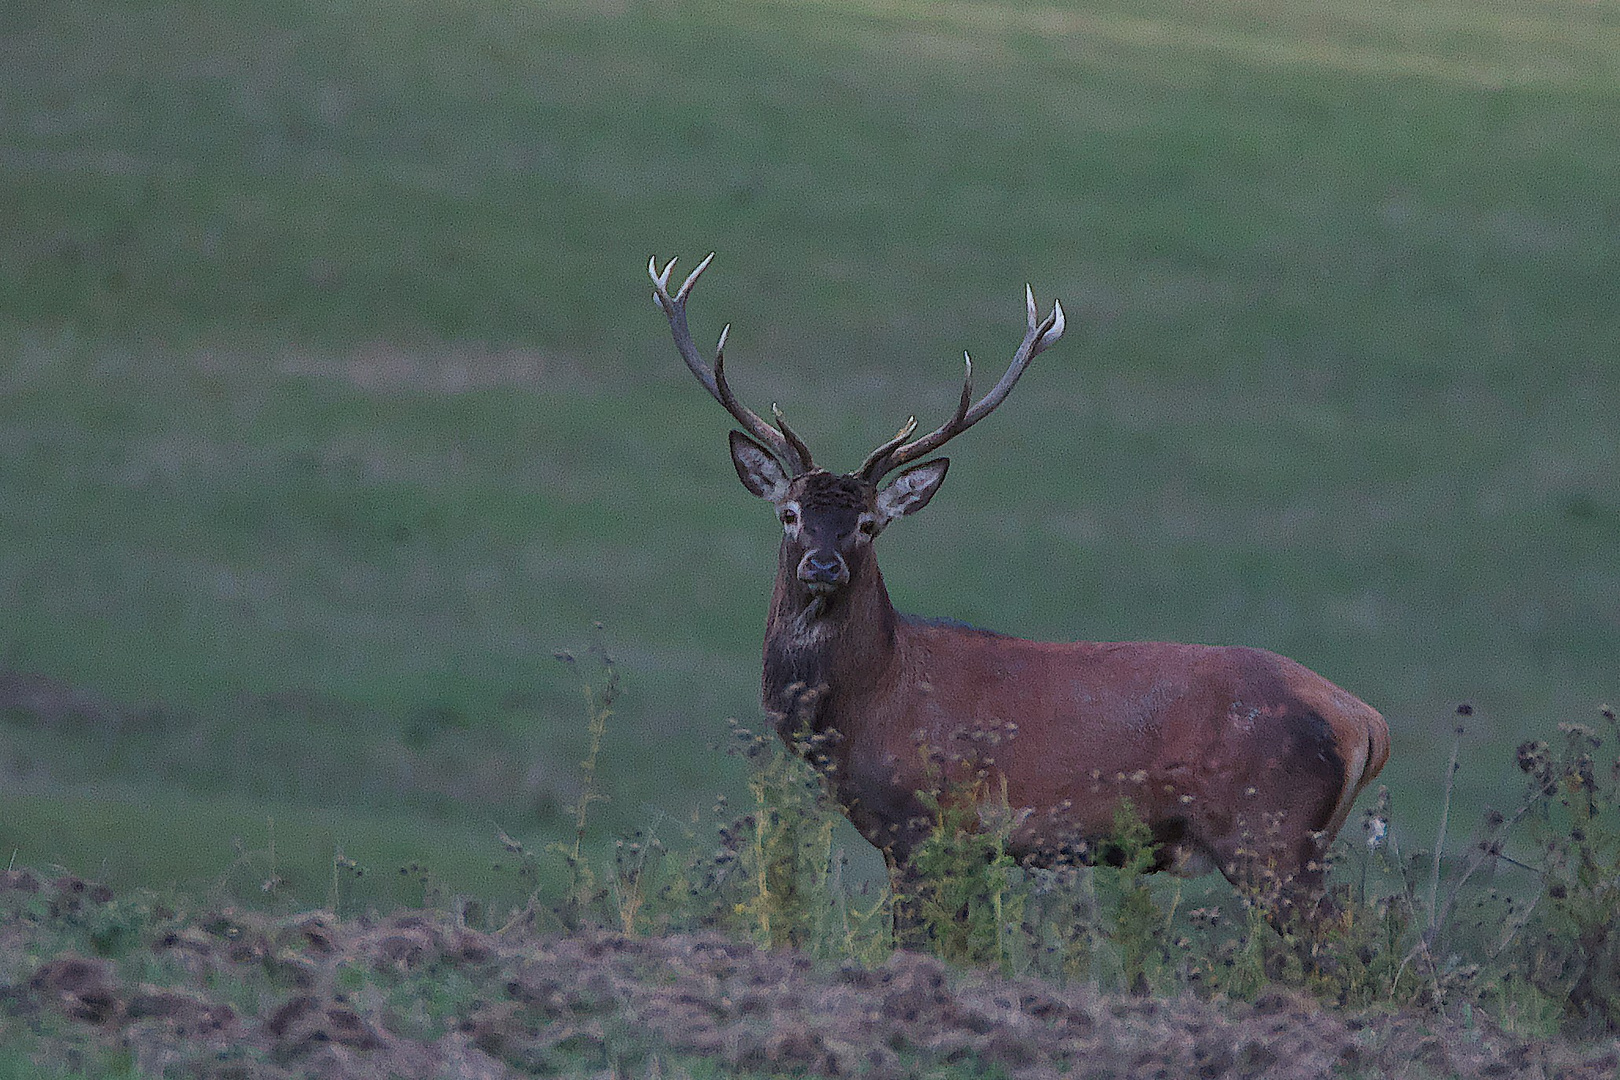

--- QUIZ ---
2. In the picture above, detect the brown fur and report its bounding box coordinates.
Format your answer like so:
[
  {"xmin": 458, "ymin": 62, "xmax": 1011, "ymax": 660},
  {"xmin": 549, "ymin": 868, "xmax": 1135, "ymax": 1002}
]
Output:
[{"xmin": 755, "ymin": 469, "xmax": 1389, "ymax": 915}]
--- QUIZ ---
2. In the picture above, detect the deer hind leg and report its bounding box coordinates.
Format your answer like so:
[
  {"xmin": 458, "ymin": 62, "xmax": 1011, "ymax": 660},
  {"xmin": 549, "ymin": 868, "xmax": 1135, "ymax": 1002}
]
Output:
[
  {"xmin": 1196, "ymin": 824, "xmax": 1325, "ymax": 933},
  {"xmin": 885, "ymin": 848, "xmax": 928, "ymax": 950}
]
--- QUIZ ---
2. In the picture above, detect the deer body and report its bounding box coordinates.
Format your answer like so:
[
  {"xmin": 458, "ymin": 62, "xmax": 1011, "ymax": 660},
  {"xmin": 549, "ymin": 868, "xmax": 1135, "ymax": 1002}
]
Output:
[
  {"xmin": 754, "ymin": 468, "xmax": 1387, "ymax": 900},
  {"xmin": 651, "ymin": 253, "xmax": 1389, "ymax": 915}
]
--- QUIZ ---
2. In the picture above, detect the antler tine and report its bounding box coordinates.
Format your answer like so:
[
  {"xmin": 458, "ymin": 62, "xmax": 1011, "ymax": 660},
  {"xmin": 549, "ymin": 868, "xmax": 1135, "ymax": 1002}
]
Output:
[
  {"xmin": 855, "ymin": 356, "xmax": 972, "ymax": 482},
  {"xmin": 649, "ymin": 254, "xmax": 812, "ymax": 474},
  {"xmin": 859, "ymin": 287, "xmax": 1066, "ymax": 481},
  {"xmin": 854, "ymin": 415, "xmax": 920, "ymax": 481},
  {"xmin": 674, "ymin": 251, "xmax": 713, "ymax": 303},
  {"xmin": 771, "ymin": 403, "xmax": 815, "ymax": 473}
]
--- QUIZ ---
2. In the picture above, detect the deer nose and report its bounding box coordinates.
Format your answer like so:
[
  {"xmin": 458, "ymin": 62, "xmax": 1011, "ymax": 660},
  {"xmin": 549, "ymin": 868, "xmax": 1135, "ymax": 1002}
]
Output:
[{"xmin": 798, "ymin": 550, "xmax": 847, "ymax": 586}]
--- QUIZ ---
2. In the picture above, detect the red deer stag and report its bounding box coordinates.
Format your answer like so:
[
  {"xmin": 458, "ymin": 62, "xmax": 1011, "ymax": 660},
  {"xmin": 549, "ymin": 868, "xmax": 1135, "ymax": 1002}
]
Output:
[{"xmin": 650, "ymin": 253, "xmax": 1389, "ymax": 925}]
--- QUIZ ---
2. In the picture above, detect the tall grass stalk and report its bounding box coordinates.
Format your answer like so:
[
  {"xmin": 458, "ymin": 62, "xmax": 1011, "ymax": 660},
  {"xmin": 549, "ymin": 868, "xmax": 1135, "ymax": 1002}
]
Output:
[
  {"xmin": 1427, "ymin": 715, "xmax": 1465, "ymax": 933},
  {"xmin": 735, "ymin": 725, "xmax": 837, "ymax": 951},
  {"xmin": 565, "ymin": 648, "xmax": 617, "ymax": 875},
  {"xmin": 910, "ymin": 766, "xmax": 1026, "ymax": 973},
  {"xmin": 498, "ymin": 634, "xmax": 619, "ymax": 934}
]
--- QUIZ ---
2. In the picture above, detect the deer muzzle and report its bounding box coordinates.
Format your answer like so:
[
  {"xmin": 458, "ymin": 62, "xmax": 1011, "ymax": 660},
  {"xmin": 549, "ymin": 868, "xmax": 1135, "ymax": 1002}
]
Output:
[{"xmin": 797, "ymin": 550, "xmax": 848, "ymax": 590}]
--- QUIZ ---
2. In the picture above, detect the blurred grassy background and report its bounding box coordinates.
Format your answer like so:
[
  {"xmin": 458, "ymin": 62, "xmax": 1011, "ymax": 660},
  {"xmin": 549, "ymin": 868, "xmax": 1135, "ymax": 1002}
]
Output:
[{"xmin": 1, "ymin": 0, "xmax": 1615, "ymax": 906}]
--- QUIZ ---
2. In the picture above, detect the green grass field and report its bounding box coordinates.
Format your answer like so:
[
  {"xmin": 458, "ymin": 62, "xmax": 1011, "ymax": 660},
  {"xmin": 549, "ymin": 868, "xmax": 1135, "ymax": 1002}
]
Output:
[{"xmin": 2, "ymin": 0, "xmax": 1616, "ymax": 906}]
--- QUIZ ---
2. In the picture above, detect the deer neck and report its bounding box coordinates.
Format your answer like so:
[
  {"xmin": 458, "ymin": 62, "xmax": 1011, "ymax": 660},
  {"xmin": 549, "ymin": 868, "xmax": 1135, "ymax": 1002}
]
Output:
[{"xmin": 762, "ymin": 549, "xmax": 897, "ymax": 736}]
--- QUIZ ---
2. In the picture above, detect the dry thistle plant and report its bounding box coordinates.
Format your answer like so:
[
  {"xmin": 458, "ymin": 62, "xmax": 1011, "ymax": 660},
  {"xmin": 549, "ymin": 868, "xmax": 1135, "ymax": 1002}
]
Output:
[{"xmin": 1513, "ymin": 704, "xmax": 1620, "ymax": 1035}]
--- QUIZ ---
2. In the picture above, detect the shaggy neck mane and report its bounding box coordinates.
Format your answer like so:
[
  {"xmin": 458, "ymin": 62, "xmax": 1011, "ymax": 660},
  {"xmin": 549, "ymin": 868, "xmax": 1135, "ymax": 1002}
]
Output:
[{"xmin": 762, "ymin": 546, "xmax": 897, "ymax": 733}]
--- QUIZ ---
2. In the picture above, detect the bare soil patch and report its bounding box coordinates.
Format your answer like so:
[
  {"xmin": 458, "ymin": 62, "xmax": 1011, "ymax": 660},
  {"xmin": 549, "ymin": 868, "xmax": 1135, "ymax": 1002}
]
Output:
[{"xmin": 3, "ymin": 871, "xmax": 1618, "ymax": 1079}]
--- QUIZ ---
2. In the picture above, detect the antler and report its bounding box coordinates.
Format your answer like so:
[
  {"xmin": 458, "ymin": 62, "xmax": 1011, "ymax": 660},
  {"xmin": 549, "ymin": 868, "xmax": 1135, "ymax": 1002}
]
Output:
[
  {"xmin": 856, "ymin": 285, "xmax": 1065, "ymax": 483},
  {"xmin": 649, "ymin": 254, "xmax": 813, "ymax": 475}
]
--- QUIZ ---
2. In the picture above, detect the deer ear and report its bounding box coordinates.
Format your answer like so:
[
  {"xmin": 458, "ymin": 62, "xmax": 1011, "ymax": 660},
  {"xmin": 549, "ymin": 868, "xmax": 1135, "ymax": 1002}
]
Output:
[
  {"xmin": 730, "ymin": 430, "xmax": 790, "ymax": 502},
  {"xmin": 876, "ymin": 458, "xmax": 949, "ymax": 524}
]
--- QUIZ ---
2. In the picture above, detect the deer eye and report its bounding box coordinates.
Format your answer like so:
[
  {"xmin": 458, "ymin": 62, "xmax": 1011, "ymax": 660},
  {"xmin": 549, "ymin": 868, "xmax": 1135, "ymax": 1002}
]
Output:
[
  {"xmin": 857, "ymin": 518, "xmax": 876, "ymax": 537},
  {"xmin": 780, "ymin": 508, "xmax": 798, "ymax": 526}
]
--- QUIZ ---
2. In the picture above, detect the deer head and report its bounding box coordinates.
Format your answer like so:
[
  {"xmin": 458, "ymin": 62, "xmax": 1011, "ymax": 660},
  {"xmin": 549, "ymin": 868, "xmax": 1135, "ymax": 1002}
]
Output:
[{"xmin": 649, "ymin": 253, "xmax": 1065, "ymax": 603}]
